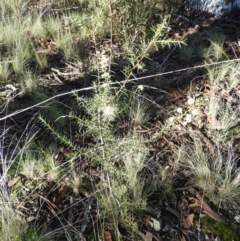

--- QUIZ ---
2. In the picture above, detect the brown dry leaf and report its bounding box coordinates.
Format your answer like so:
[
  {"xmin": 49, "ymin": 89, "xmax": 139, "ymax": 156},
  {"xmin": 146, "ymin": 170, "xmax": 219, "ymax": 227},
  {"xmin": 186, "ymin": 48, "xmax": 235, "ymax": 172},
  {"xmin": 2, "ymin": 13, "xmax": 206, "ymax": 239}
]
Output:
[
  {"xmin": 104, "ymin": 231, "xmax": 112, "ymax": 241},
  {"xmin": 145, "ymin": 231, "xmax": 162, "ymax": 241},
  {"xmin": 183, "ymin": 214, "xmax": 194, "ymax": 229},
  {"xmin": 182, "ymin": 208, "xmax": 191, "ymax": 217},
  {"xmin": 180, "ymin": 235, "xmax": 187, "ymax": 241},
  {"xmin": 136, "ymin": 230, "xmax": 146, "ymax": 240},
  {"xmin": 203, "ymin": 85, "xmax": 236, "ymax": 103},
  {"xmin": 67, "ymin": 196, "xmax": 74, "ymax": 223},
  {"xmin": 189, "ymin": 200, "xmax": 201, "ymax": 212},
  {"xmin": 145, "ymin": 232, "xmax": 153, "ymax": 241},
  {"xmin": 178, "ymin": 198, "xmax": 190, "ymax": 217},
  {"xmin": 8, "ymin": 176, "xmax": 21, "ymax": 187},
  {"xmin": 195, "ymin": 194, "xmax": 213, "ymax": 213},
  {"xmin": 193, "ymin": 206, "xmax": 201, "ymax": 213},
  {"xmin": 173, "ymin": 32, "xmax": 183, "ymax": 39},
  {"xmin": 53, "ymin": 181, "xmax": 69, "ymax": 205},
  {"xmin": 188, "ymin": 203, "xmax": 200, "ymax": 208},
  {"xmin": 40, "ymin": 195, "xmax": 58, "ymax": 216},
  {"xmin": 165, "ymin": 86, "xmax": 185, "ymax": 101},
  {"xmin": 203, "ymin": 209, "xmax": 227, "ymax": 224},
  {"xmin": 219, "ymin": 89, "xmax": 236, "ymax": 103},
  {"xmin": 179, "ymin": 198, "xmax": 188, "ymax": 210},
  {"xmin": 197, "ymin": 109, "xmax": 207, "ymax": 117},
  {"xmin": 17, "ymin": 204, "xmax": 29, "ymax": 211},
  {"xmin": 136, "ymin": 230, "xmax": 161, "ymax": 241},
  {"xmin": 26, "ymin": 216, "xmax": 35, "ymax": 222},
  {"xmin": 38, "ymin": 36, "xmax": 56, "ymax": 53},
  {"xmin": 195, "ymin": 194, "xmax": 226, "ymax": 223}
]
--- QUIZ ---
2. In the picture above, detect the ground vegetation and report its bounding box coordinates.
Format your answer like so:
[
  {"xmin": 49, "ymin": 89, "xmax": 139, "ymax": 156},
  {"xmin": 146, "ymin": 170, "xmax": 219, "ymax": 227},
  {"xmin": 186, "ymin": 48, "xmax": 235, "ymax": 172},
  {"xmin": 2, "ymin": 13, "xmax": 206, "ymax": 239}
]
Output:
[{"xmin": 0, "ymin": 0, "xmax": 240, "ymax": 240}]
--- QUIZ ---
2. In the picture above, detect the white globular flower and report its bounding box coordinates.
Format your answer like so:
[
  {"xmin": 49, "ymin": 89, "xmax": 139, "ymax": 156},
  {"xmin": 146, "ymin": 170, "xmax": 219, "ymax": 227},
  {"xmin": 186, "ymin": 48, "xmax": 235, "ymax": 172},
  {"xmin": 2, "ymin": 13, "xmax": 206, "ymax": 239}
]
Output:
[
  {"xmin": 101, "ymin": 72, "xmax": 110, "ymax": 80},
  {"xmin": 100, "ymin": 55, "xmax": 109, "ymax": 70},
  {"xmin": 101, "ymin": 82, "xmax": 109, "ymax": 88},
  {"xmin": 185, "ymin": 114, "xmax": 192, "ymax": 123},
  {"xmin": 176, "ymin": 107, "xmax": 183, "ymax": 114},
  {"xmin": 187, "ymin": 97, "xmax": 195, "ymax": 105},
  {"xmin": 169, "ymin": 116, "xmax": 175, "ymax": 123},
  {"xmin": 137, "ymin": 85, "xmax": 144, "ymax": 91},
  {"xmin": 99, "ymin": 104, "xmax": 117, "ymax": 121},
  {"xmin": 182, "ymin": 121, "xmax": 187, "ymax": 126},
  {"xmin": 191, "ymin": 109, "xmax": 199, "ymax": 116}
]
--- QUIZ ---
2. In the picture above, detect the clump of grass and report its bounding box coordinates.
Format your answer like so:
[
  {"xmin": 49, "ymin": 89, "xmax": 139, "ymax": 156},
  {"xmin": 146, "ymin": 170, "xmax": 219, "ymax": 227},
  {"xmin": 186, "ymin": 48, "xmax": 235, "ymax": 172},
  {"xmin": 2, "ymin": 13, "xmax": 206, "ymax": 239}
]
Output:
[
  {"xmin": 208, "ymin": 31, "xmax": 227, "ymax": 61},
  {"xmin": 14, "ymin": 145, "xmax": 60, "ymax": 182},
  {"xmin": 175, "ymin": 139, "xmax": 240, "ymax": 205},
  {"xmin": 0, "ymin": 119, "xmax": 50, "ymax": 241},
  {"xmin": 0, "ymin": 61, "xmax": 12, "ymax": 82},
  {"xmin": 0, "ymin": 17, "xmax": 29, "ymax": 46},
  {"xmin": 129, "ymin": 96, "xmax": 150, "ymax": 127},
  {"xmin": 0, "ymin": 202, "xmax": 27, "ymax": 241},
  {"xmin": 11, "ymin": 45, "xmax": 30, "ymax": 76},
  {"xmin": 146, "ymin": 159, "xmax": 177, "ymax": 203},
  {"xmin": 0, "ymin": 201, "xmax": 49, "ymax": 241},
  {"xmin": 20, "ymin": 71, "xmax": 38, "ymax": 93},
  {"xmin": 204, "ymin": 62, "xmax": 240, "ymax": 145},
  {"xmin": 33, "ymin": 51, "xmax": 48, "ymax": 69},
  {"xmin": 179, "ymin": 45, "xmax": 194, "ymax": 64},
  {"xmin": 193, "ymin": 38, "xmax": 211, "ymax": 60},
  {"xmin": 206, "ymin": 94, "xmax": 239, "ymax": 143},
  {"xmin": 207, "ymin": 62, "xmax": 240, "ymax": 92},
  {"xmin": 97, "ymin": 134, "xmax": 149, "ymax": 238},
  {"xmin": 53, "ymin": 30, "xmax": 77, "ymax": 61},
  {"xmin": 206, "ymin": 63, "xmax": 231, "ymax": 86},
  {"xmin": 3, "ymin": 0, "xmax": 29, "ymax": 20},
  {"xmin": 30, "ymin": 17, "xmax": 47, "ymax": 38}
]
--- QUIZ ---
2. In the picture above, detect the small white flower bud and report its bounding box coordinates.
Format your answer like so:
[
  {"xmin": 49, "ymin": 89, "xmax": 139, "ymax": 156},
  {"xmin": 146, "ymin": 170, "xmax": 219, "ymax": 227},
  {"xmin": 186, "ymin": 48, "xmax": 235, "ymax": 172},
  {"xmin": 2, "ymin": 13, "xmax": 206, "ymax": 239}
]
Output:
[
  {"xmin": 137, "ymin": 85, "xmax": 144, "ymax": 90},
  {"xmin": 191, "ymin": 109, "xmax": 199, "ymax": 116},
  {"xmin": 185, "ymin": 114, "xmax": 192, "ymax": 123},
  {"xmin": 182, "ymin": 121, "xmax": 187, "ymax": 126},
  {"xmin": 187, "ymin": 97, "xmax": 195, "ymax": 105},
  {"xmin": 177, "ymin": 107, "xmax": 183, "ymax": 113}
]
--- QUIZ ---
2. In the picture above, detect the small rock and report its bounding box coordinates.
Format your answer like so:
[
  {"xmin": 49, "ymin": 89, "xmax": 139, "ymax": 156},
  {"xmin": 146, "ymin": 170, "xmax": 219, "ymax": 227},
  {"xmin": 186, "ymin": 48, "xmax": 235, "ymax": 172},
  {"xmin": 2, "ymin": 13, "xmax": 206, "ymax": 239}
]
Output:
[
  {"xmin": 161, "ymin": 220, "xmax": 172, "ymax": 232},
  {"xmin": 205, "ymin": 233, "xmax": 210, "ymax": 240},
  {"xmin": 150, "ymin": 217, "xmax": 161, "ymax": 231},
  {"xmin": 234, "ymin": 214, "xmax": 240, "ymax": 223}
]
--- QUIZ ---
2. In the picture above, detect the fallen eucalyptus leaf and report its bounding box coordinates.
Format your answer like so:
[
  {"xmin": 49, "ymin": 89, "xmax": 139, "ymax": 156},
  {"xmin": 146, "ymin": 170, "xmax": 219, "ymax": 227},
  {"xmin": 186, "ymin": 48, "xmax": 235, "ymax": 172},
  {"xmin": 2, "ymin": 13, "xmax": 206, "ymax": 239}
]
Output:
[
  {"xmin": 26, "ymin": 216, "xmax": 35, "ymax": 222},
  {"xmin": 145, "ymin": 231, "xmax": 153, "ymax": 241},
  {"xmin": 104, "ymin": 231, "xmax": 112, "ymax": 241},
  {"xmin": 8, "ymin": 176, "xmax": 21, "ymax": 187},
  {"xmin": 195, "ymin": 194, "xmax": 226, "ymax": 223},
  {"xmin": 183, "ymin": 213, "xmax": 194, "ymax": 229}
]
